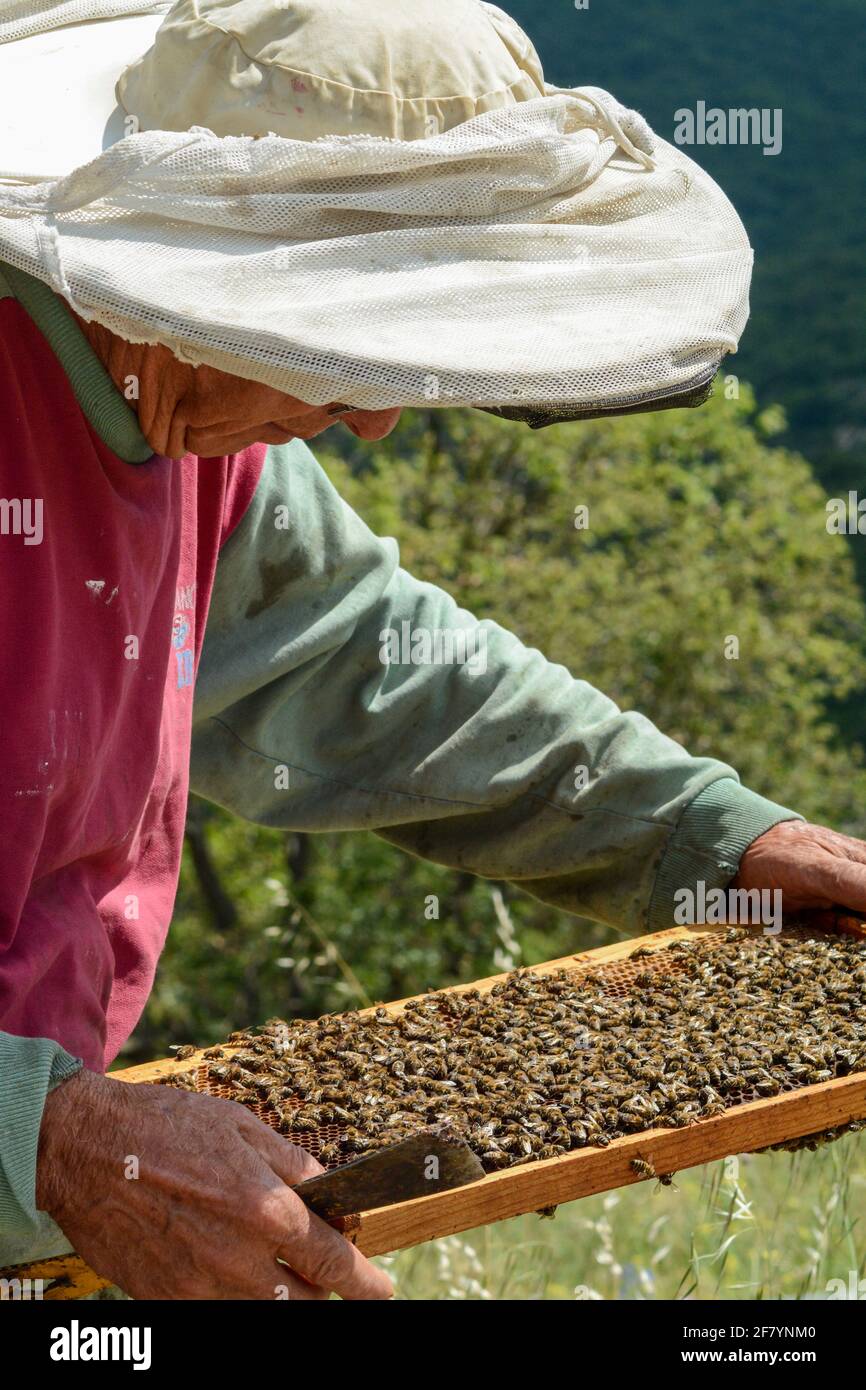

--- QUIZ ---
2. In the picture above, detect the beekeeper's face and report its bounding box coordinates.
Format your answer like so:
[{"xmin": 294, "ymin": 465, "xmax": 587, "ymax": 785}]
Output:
[
  {"xmin": 73, "ymin": 312, "xmax": 404, "ymax": 458},
  {"xmin": 170, "ymin": 366, "xmax": 402, "ymax": 457}
]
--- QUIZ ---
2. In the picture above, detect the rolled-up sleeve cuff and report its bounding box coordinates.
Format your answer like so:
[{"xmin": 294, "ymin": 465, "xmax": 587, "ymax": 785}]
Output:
[
  {"xmin": 648, "ymin": 778, "xmax": 802, "ymax": 932},
  {"xmin": 0, "ymin": 1036, "xmax": 82, "ymax": 1240}
]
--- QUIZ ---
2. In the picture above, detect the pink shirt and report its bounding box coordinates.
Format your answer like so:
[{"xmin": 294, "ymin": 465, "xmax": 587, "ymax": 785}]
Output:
[{"xmin": 0, "ymin": 292, "xmax": 263, "ymax": 1069}]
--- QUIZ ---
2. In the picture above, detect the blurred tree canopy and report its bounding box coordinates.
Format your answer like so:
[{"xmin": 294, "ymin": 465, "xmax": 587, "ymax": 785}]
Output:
[{"xmin": 130, "ymin": 391, "xmax": 866, "ymax": 1061}]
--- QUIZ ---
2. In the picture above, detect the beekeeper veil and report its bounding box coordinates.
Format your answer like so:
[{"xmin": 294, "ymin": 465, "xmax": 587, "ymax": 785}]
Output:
[{"xmin": 0, "ymin": 0, "xmax": 752, "ymax": 422}]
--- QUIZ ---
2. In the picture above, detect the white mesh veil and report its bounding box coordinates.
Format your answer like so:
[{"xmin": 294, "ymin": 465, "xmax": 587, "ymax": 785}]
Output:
[
  {"xmin": 0, "ymin": 0, "xmax": 167, "ymax": 42},
  {"xmin": 0, "ymin": 2, "xmax": 752, "ymax": 415}
]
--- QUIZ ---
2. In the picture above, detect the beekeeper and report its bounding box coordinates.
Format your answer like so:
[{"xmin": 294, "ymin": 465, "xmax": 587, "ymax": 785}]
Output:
[{"xmin": 1, "ymin": 0, "xmax": 864, "ymax": 1300}]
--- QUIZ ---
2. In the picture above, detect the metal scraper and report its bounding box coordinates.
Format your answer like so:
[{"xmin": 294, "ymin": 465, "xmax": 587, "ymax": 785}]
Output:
[{"xmin": 292, "ymin": 1131, "xmax": 485, "ymax": 1220}]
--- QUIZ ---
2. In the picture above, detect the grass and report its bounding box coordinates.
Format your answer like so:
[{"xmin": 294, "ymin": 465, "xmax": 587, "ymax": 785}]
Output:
[{"xmin": 378, "ymin": 1134, "xmax": 866, "ymax": 1300}]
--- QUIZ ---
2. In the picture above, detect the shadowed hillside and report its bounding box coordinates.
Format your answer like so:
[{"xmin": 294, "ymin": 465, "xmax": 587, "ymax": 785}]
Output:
[{"xmin": 507, "ymin": 0, "xmax": 865, "ymax": 495}]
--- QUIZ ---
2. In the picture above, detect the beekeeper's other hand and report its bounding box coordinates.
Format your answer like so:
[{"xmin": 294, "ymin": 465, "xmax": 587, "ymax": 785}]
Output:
[{"xmin": 733, "ymin": 820, "xmax": 866, "ymax": 914}]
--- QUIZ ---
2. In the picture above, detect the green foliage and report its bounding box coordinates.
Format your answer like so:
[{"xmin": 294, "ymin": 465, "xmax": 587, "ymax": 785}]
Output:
[{"xmin": 132, "ymin": 394, "xmax": 866, "ymax": 1059}]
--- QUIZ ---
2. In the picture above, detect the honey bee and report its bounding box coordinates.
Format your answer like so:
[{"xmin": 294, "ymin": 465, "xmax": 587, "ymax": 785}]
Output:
[
  {"xmin": 699, "ymin": 1101, "xmax": 728, "ymax": 1119},
  {"xmin": 160, "ymin": 1071, "xmax": 199, "ymax": 1092}
]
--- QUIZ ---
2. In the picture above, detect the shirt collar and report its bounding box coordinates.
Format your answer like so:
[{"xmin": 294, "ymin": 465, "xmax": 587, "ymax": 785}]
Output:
[{"xmin": 0, "ymin": 261, "xmax": 153, "ymax": 464}]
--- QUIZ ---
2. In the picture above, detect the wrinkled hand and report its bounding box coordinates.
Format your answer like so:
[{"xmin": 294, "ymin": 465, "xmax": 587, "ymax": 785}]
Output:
[
  {"xmin": 733, "ymin": 820, "xmax": 866, "ymax": 914},
  {"xmin": 36, "ymin": 1068, "xmax": 393, "ymax": 1301}
]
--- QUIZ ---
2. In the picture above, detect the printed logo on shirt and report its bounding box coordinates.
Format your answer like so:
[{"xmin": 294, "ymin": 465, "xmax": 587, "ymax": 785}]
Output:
[{"xmin": 172, "ymin": 611, "xmax": 193, "ymax": 689}]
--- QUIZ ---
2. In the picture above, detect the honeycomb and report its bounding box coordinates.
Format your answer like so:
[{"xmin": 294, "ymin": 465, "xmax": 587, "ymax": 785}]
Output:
[{"xmin": 163, "ymin": 917, "xmax": 866, "ymax": 1168}]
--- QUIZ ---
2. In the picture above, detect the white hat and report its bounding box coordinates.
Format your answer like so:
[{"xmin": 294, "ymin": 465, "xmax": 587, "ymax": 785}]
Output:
[
  {"xmin": 0, "ymin": 0, "xmax": 752, "ymax": 419},
  {"xmin": 1, "ymin": 0, "xmax": 554, "ymax": 180}
]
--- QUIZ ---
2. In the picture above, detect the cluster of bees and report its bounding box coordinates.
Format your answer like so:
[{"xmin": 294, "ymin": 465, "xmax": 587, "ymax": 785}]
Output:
[{"xmin": 168, "ymin": 929, "xmax": 866, "ymax": 1172}]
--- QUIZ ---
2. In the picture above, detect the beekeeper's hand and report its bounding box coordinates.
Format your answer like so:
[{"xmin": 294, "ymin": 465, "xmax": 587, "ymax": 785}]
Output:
[
  {"xmin": 733, "ymin": 820, "xmax": 866, "ymax": 914},
  {"xmin": 35, "ymin": 1067, "xmax": 393, "ymax": 1300}
]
